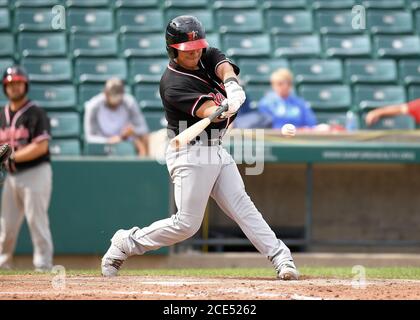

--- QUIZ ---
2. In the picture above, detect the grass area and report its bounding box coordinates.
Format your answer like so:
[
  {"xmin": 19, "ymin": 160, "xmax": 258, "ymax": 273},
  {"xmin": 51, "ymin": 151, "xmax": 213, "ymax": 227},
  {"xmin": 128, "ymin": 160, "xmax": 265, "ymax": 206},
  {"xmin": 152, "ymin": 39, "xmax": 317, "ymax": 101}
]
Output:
[{"xmin": 1, "ymin": 267, "xmax": 420, "ymax": 280}]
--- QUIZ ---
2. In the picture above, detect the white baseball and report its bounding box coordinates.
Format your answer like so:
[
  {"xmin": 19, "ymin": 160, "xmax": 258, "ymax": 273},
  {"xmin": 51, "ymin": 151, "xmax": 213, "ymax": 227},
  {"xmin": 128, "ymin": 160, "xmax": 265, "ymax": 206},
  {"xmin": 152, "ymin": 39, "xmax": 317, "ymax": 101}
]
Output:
[{"xmin": 281, "ymin": 124, "xmax": 296, "ymax": 137}]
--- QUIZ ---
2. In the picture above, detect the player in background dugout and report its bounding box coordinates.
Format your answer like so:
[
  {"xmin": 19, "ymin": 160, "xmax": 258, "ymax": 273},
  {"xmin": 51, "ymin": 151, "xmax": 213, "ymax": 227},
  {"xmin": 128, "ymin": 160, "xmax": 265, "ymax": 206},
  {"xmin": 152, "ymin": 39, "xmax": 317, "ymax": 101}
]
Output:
[
  {"xmin": 365, "ymin": 98, "xmax": 420, "ymax": 126},
  {"xmin": 257, "ymin": 68, "xmax": 317, "ymax": 129},
  {"xmin": 0, "ymin": 66, "xmax": 53, "ymax": 272}
]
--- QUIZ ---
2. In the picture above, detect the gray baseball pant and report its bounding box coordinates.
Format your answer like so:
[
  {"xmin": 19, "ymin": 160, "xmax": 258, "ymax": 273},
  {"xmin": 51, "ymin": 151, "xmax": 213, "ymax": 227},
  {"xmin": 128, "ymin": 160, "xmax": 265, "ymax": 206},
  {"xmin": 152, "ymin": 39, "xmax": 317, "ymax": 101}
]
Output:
[
  {"xmin": 120, "ymin": 144, "xmax": 293, "ymax": 270},
  {"xmin": 0, "ymin": 162, "xmax": 53, "ymax": 270}
]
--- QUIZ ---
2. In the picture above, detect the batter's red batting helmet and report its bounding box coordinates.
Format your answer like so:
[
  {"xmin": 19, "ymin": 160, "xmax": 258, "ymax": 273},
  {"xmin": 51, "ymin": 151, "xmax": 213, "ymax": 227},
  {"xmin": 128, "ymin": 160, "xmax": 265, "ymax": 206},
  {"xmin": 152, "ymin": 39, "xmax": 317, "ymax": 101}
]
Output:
[
  {"xmin": 2, "ymin": 65, "xmax": 29, "ymax": 96},
  {"xmin": 166, "ymin": 15, "xmax": 209, "ymax": 60}
]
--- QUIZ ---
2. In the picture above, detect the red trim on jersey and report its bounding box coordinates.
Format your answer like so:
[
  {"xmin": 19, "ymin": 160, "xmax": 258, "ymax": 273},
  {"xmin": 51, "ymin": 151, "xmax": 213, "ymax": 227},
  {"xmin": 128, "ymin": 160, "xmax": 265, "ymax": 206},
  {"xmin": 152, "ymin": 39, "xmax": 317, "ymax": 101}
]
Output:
[
  {"xmin": 32, "ymin": 132, "xmax": 51, "ymax": 143},
  {"xmin": 5, "ymin": 100, "xmax": 35, "ymax": 151},
  {"xmin": 190, "ymin": 95, "xmax": 213, "ymax": 117},
  {"xmin": 214, "ymin": 59, "xmax": 230, "ymax": 75},
  {"xmin": 170, "ymin": 39, "xmax": 209, "ymax": 51},
  {"xmin": 167, "ymin": 65, "xmax": 211, "ymax": 85},
  {"xmin": 408, "ymin": 99, "xmax": 420, "ymax": 123}
]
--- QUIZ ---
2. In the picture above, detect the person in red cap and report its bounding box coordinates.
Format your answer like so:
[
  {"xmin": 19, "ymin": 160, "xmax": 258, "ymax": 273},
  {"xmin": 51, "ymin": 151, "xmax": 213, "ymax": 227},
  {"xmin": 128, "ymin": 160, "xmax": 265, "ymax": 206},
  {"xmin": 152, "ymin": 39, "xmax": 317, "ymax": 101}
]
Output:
[
  {"xmin": 365, "ymin": 98, "xmax": 420, "ymax": 126},
  {"xmin": 0, "ymin": 66, "xmax": 53, "ymax": 271}
]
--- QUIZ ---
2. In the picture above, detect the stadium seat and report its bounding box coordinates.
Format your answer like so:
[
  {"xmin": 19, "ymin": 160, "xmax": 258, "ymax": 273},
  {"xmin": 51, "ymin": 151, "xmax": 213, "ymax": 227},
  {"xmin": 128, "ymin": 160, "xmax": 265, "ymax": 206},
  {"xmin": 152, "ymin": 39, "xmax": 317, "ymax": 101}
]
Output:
[
  {"xmin": 216, "ymin": 9, "xmax": 263, "ymax": 33},
  {"xmin": 213, "ymin": 0, "xmax": 258, "ymax": 9},
  {"xmin": 80, "ymin": 84, "xmax": 133, "ymax": 110},
  {"xmin": 166, "ymin": 9, "xmax": 214, "ymax": 32},
  {"xmin": 414, "ymin": 11, "xmax": 420, "ymax": 34},
  {"xmin": 324, "ymin": 35, "xmax": 371, "ymax": 57},
  {"xmin": 78, "ymin": 84, "xmax": 126, "ymax": 106},
  {"xmin": 0, "ymin": 60, "xmax": 11, "ymax": 105},
  {"xmin": 315, "ymin": 10, "xmax": 363, "ymax": 34},
  {"xmin": 367, "ymin": 10, "xmax": 413, "ymax": 34},
  {"xmin": 14, "ymin": 0, "xmax": 62, "ymax": 7},
  {"xmin": 244, "ymin": 84, "xmax": 271, "ymax": 108},
  {"xmin": 29, "ymin": 84, "xmax": 77, "ymax": 110},
  {"xmin": 129, "ymin": 58, "xmax": 167, "ymax": 84},
  {"xmin": 48, "ymin": 112, "xmax": 81, "ymax": 138},
  {"xmin": 223, "ymin": 34, "xmax": 271, "ymax": 57},
  {"xmin": 361, "ymin": 0, "xmax": 406, "ymax": 9},
  {"xmin": 70, "ymin": 33, "xmax": 118, "ymax": 57},
  {"xmin": 345, "ymin": 59, "xmax": 397, "ymax": 84},
  {"xmin": 410, "ymin": 0, "xmax": 420, "ymax": 10},
  {"xmin": 116, "ymin": 9, "xmax": 164, "ymax": 33},
  {"xmin": 354, "ymin": 85, "xmax": 406, "ymax": 110},
  {"xmin": 408, "ymin": 85, "xmax": 420, "ymax": 100},
  {"xmin": 0, "ymin": 89, "xmax": 7, "ymax": 106},
  {"xmin": 400, "ymin": 60, "xmax": 420, "ymax": 85},
  {"xmin": 299, "ymin": 85, "xmax": 351, "ymax": 110},
  {"xmin": 273, "ymin": 35, "xmax": 321, "ymax": 58},
  {"xmin": 66, "ymin": 0, "xmax": 110, "ymax": 7},
  {"xmin": 78, "ymin": 83, "xmax": 102, "ymax": 108},
  {"xmin": 49, "ymin": 139, "xmax": 82, "ymax": 156},
  {"xmin": 114, "ymin": 0, "xmax": 160, "ymax": 7},
  {"xmin": 0, "ymin": 8, "xmax": 10, "ymax": 31},
  {"xmin": 67, "ymin": 9, "xmax": 113, "ymax": 33},
  {"xmin": 15, "ymin": 8, "xmax": 56, "ymax": 31},
  {"xmin": 0, "ymin": 34, "xmax": 14, "ymax": 57},
  {"xmin": 74, "ymin": 58, "xmax": 127, "ymax": 83},
  {"xmin": 262, "ymin": 0, "xmax": 307, "ymax": 9},
  {"xmin": 374, "ymin": 35, "xmax": 420, "ymax": 58},
  {"xmin": 206, "ymin": 33, "xmax": 221, "ymax": 49},
  {"xmin": 22, "ymin": 58, "xmax": 72, "ymax": 82},
  {"xmin": 238, "ymin": 59, "xmax": 289, "ymax": 84},
  {"xmin": 0, "ymin": 59, "xmax": 14, "ymax": 73},
  {"xmin": 291, "ymin": 59, "xmax": 343, "ymax": 83},
  {"xmin": 164, "ymin": 0, "xmax": 208, "ymax": 8},
  {"xmin": 309, "ymin": 0, "xmax": 356, "ymax": 9},
  {"xmin": 120, "ymin": 34, "xmax": 166, "ymax": 58},
  {"xmin": 361, "ymin": 114, "xmax": 415, "ymax": 130},
  {"xmin": 133, "ymin": 84, "xmax": 162, "ymax": 110},
  {"xmin": 266, "ymin": 10, "xmax": 312, "ymax": 34},
  {"xmin": 315, "ymin": 112, "xmax": 347, "ymax": 127},
  {"xmin": 143, "ymin": 112, "xmax": 168, "ymax": 132},
  {"xmin": 18, "ymin": 33, "xmax": 67, "ymax": 57},
  {"xmin": 84, "ymin": 142, "xmax": 137, "ymax": 156}
]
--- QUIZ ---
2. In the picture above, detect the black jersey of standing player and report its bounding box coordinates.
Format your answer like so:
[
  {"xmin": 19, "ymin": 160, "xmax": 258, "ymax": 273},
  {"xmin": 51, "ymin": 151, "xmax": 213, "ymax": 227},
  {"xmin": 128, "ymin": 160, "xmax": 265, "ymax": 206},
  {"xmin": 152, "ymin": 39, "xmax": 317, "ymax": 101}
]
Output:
[
  {"xmin": 160, "ymin": 47, "xmax": 240, "ymax": 139},
  {"xmin": 0, "ymin": 100, "xmax": 51, "ymax": 171}
]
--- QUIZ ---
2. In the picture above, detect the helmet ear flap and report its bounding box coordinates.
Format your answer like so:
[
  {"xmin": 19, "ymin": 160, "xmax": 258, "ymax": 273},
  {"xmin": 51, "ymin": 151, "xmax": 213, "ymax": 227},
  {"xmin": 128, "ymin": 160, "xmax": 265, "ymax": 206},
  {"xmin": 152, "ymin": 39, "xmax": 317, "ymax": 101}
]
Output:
[{"xmin": 166, "ymin": 46, "xmax": 178, "ymax": 60}]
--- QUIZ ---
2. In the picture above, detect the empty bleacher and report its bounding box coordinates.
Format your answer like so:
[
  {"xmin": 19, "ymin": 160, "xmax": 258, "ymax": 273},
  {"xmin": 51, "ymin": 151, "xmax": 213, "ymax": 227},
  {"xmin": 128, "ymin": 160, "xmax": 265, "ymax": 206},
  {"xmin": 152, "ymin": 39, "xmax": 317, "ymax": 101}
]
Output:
[{"xmin": 1, "ymin": 0, "xmax": 420, "ymax": 155}]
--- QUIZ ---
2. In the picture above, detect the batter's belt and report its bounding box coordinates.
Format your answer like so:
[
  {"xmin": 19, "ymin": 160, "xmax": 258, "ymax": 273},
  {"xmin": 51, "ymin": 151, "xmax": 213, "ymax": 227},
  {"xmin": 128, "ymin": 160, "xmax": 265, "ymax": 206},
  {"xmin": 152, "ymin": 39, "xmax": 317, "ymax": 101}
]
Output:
[{"xmin": 188, "ymin": 138, "xmax": 222, "ymax": 146}]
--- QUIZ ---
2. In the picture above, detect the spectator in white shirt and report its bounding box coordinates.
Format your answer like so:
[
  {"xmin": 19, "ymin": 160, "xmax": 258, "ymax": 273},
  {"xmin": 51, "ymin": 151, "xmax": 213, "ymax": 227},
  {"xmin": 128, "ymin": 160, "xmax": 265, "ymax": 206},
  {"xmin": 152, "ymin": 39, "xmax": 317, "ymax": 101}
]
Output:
[{"xmin": 84, "ymin": 78, "xmax": 149, "ymax": 156}]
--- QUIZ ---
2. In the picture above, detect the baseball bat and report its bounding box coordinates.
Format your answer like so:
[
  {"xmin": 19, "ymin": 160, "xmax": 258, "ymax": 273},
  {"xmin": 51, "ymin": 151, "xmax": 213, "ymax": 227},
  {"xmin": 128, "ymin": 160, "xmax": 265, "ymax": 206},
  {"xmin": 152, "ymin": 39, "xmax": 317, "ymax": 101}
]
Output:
[{"xmin": 170, "ymin": 100, "xmax": 229, "ymax": 150}]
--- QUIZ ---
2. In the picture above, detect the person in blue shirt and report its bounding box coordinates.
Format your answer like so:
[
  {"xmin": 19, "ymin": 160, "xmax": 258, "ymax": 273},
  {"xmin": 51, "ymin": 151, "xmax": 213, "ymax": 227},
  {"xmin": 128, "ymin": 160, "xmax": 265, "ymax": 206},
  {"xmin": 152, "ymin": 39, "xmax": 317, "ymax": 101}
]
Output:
[{"xmin": 258, "ymin": 68, "xmax": 317, "ymax": 129}]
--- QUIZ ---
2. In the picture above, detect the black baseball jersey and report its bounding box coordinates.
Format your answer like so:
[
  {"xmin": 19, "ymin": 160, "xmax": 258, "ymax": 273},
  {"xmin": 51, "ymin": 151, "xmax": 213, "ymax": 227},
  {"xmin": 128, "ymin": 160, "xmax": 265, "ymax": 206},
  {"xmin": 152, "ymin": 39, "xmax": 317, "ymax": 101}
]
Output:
[
  {"xmin": 0, "ymin": 100, "xmax": 51, "ymax": 172},
  {"xmin": 160, "ymin": 47, "xmax": 240, "ymax": 138}
]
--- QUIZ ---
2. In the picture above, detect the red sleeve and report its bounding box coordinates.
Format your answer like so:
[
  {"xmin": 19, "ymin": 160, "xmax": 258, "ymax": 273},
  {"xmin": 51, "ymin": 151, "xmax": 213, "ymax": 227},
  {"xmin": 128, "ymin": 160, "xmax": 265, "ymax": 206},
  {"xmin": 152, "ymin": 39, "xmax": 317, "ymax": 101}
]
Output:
[{"xmin": 407, "ymin": 99, "xmax": 420, "ymax": 123}]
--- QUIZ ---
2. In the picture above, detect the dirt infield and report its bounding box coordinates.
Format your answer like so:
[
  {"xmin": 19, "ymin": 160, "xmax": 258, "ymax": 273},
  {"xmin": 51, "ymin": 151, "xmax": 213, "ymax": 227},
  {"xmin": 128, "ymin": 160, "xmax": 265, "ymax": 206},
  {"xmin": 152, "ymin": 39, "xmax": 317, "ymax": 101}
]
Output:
[{"xmin": 1, "ymin": 275, "xmax": 420, "ymax": 300}]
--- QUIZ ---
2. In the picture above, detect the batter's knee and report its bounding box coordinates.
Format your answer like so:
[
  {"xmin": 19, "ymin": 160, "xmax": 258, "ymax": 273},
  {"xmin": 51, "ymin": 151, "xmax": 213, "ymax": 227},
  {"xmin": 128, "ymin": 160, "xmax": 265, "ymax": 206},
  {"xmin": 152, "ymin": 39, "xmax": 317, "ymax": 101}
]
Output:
[{"xmin": 173, "ymin": 213, "xmax": 202, "ymax": 240}]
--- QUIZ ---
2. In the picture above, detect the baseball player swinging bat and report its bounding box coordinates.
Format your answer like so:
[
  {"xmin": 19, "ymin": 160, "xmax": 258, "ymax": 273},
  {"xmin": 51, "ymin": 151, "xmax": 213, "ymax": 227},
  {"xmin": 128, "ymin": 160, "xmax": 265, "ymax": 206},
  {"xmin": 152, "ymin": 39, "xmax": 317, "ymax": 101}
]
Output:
[
  {"xmin": 170, "ymin": 100, "xmax": 229, "ymax": 150},
  {"xmin": 101, "ymin": 15, "xmax": 299, "ymax": 281}
]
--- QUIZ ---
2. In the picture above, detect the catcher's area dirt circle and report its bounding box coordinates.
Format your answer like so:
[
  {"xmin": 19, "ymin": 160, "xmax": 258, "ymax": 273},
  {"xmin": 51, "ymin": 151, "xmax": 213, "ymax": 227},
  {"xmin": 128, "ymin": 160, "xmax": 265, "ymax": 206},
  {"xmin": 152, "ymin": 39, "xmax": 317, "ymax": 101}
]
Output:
[{"xmin": 1, "ymin": 275, "xmax": 420, "ymax": 300}]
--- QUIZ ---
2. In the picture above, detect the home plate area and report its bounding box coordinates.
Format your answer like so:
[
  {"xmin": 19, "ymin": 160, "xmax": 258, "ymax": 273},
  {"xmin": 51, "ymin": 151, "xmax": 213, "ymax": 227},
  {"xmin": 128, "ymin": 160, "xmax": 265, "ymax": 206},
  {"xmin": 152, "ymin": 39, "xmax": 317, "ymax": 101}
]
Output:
[{"xmin": 1, "ymin": 275, "xmax": 420, "ymax": 300}]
